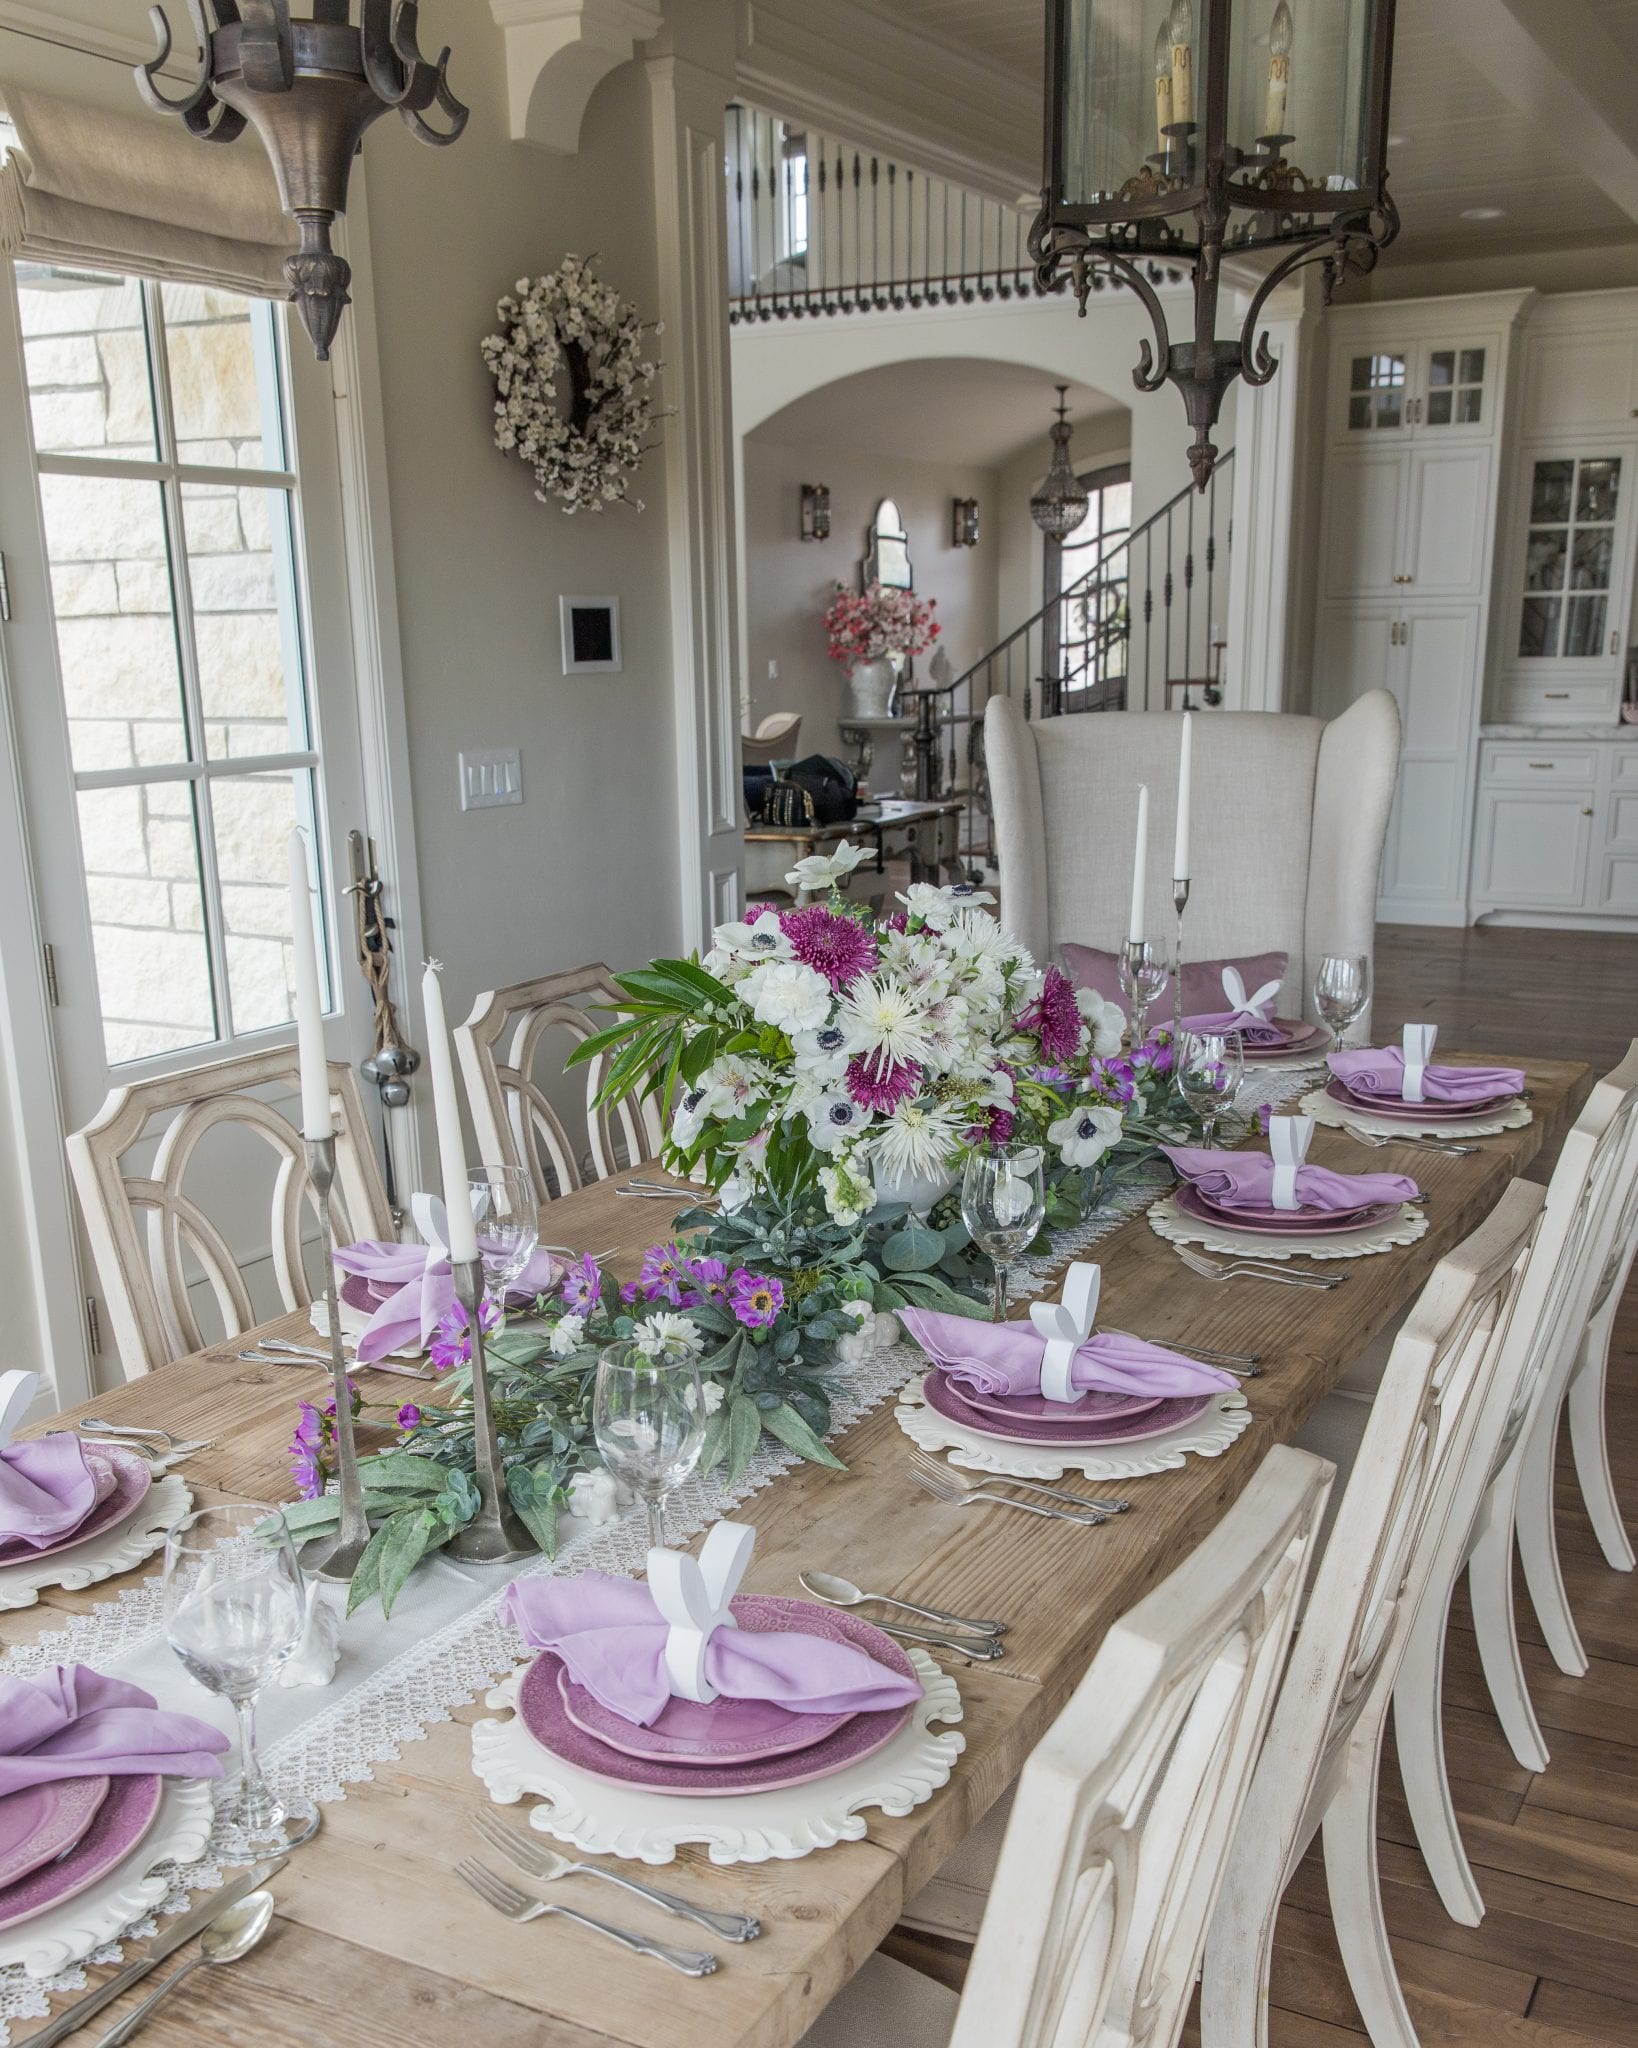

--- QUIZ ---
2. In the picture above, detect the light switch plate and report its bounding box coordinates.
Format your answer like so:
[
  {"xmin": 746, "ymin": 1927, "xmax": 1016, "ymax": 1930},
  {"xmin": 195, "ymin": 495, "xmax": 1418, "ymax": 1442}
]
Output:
[{"xmin": 459, "ymin": 748, "xmax": 522, "ymax": 811}]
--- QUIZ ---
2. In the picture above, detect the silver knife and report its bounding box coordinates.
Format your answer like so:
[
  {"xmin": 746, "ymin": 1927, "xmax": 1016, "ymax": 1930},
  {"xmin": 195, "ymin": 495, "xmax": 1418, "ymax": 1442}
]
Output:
[{"xmin": 27, "ymin": 1859, "xmax": 288, "ymax": 2048}]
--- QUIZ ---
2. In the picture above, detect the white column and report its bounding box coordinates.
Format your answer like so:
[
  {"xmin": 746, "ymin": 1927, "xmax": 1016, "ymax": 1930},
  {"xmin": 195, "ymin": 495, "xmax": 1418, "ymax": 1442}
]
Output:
[
  {"xmin": 648, "ymin": 8, "xmax": 746, "ymax": 945},
  {"xmin": 1224, "ymin": 275, "xmax": 1312, "ymax": 712}
]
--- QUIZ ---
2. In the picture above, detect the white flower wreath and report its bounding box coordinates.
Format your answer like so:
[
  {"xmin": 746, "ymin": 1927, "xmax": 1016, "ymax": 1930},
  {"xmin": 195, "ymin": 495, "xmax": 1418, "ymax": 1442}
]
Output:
[{"xmin": 481, "ymin": 254, "xmax": 661, "ymax": 515}]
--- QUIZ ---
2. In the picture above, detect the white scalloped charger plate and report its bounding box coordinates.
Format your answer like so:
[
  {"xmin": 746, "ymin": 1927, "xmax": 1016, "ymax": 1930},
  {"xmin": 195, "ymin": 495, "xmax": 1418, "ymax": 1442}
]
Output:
[
  {"xmin": 0, "ymin": 1776, "xmax": 214, "ymax": 1980},
  {"xmin": 1147, "ymin": 1192, "xmax": 1430, "ymax": 1263},
  {"xmin": 0, "ymin": 1475, "xmax": 190, "ymax": 1613},
  {"xmin": 470, "ymin": 1653, "xmax": 964, "ymax": 1867},
  {"xmin": 1299, "ymin": 1085, "xmax": 1533, "ymax": 1143},
  {"xmin": 895, "ymin": 1372, "xmax": 1253, "ymax": 1480}
]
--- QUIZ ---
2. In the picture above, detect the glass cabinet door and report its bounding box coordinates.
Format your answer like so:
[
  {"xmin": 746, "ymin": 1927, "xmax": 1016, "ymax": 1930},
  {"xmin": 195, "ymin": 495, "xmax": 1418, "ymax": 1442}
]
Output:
[
  {"xmin": 1344, "ymin": 350, "xmax": 1408, "ymax": 432},
  {"xmin": 1519, "ymin": 455, "xmax": 1622, "ymax": 659},
  {"xmin": 1421, "ymin": 344, "xmax": 1487, "ymax": 429}
]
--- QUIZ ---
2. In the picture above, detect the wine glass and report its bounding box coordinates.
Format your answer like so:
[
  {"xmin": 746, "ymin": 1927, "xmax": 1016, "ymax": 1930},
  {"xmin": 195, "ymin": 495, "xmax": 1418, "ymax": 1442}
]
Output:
[
  {"xmin": 593, "ymin": 1349, "xmax": 707, "ymax": 1549},
  {"xmin": 163, "ymin": 1503, "xmax": 317, "ymax": 1862},
  {"xmin": 1117, "ymin": 940, "xmax": 1171, "ymax": 1048},
  {"xmin": 1313, "ymin": 954, "xmax": 1372, "ymax": 1050},
  {"xmin": 1176, "ymin": 1031, "xmax": 1244, "ymax": 1150},
  {"xmin": 961, "ymin": 1143, "xmax": 1047, "ymax": 1322},
  {"xmin": 468, "ymin": 1164, "xmax": 540, "ymax": 1311}
]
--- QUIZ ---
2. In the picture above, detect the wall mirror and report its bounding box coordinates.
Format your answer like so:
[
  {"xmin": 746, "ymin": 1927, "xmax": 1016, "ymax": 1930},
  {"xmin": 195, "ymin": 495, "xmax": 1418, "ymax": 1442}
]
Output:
[{"xmin": 865, "ymin": 497, "xmax": 912, "ymax": 589}]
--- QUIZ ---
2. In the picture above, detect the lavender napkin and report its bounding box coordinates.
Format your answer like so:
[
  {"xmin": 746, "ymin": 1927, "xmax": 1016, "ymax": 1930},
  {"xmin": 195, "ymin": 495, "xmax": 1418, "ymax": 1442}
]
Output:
[
  {"xmin": 899, "ymin": 1306, "xmax": 1235, "ymax": 1403},
  {"xmin": 0, "ymin": 1438, "xmax": 114, "ymax": 1551},
  {"xmin": 333, "ymin": 1242, "xmax": 561, "ymax": 1363},
  {"xmin": 1180, "ymin": 1011, "xmax": 1287, "ymax": 1046},
  {"xmin": 0, "ymin": 1667, "xmax": 228, "ymax": 1795},
  {"xmin": 1164, "ymin": 1146, "xmax": 1419, "ymax": 1213},
  {"xmin": 1328, "ymin": 1049, "xmax": 1525, "ymax": 1105},
  {"xmin": 500, "ymin": 1575, "xmax": 924, "ymax": 1729}
]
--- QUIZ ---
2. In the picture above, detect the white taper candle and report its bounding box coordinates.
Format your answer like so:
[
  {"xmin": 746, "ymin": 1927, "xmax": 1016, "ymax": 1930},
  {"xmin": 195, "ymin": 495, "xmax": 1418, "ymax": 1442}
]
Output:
[
  {"xmin": 1128, "ymin": 783, "xmax": 1150, "ymax": 944},
  {"xmin": 287, "ymin": 831, "xmax": 334, "ymax": 1140},
  {"xmin": 1174, "ymin": 710, "xmax": 1193, "ymax": 881},
  {"xmin": 421, "ymin": 961, "xmax": 479, "ymax": 1265}
]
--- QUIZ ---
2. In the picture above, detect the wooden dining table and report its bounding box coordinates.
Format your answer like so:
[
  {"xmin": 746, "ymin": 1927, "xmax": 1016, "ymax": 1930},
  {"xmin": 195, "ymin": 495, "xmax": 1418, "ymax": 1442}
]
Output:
[{"xmin": 6, "ymin": 1053, "xmax": 1589, "ymax": 2048}]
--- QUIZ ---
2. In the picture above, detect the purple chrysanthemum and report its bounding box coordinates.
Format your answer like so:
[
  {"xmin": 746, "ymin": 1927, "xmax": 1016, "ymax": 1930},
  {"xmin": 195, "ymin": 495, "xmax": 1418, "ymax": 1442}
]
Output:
[
  {"xmin": 634, "ymin": 1241, "xmax": 689, "ymax": 1305},
  {"xmin": 559, "ymin": 1252, "xmax": 602, "ymax": 1313},
  {"xmin": 683, "ymin": 1255, "xmax": 733, "ymax": 1311},
  {"xmin": 844, "ymin": 1052, "xmax": 922, "ymax": 1114},
  {"xmin": 1019, "ymin": 966, "xmax": 1083, "ymax": 1063},
  {"xmin": 965, "ymin": 1106, "xmax": 1016, "ymax": 1145},
  {"xmin": 730, "ymin": 1268, "xmax": 785, "ymax": 1330},
  {"xmin": 779, "ymin": 905, "xmax": 879, "ymax": 990}
]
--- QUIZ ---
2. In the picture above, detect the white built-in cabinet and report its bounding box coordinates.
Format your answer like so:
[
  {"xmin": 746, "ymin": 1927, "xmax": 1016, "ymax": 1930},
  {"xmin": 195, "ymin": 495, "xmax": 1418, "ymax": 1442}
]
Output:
[
  {"xmin": 1313, "ymin": 292, "xmax": 1531, "ymax": 925},
  {"xmin": 1471, "ymin": 738, "xmax": 1638, "ymax": 925}
]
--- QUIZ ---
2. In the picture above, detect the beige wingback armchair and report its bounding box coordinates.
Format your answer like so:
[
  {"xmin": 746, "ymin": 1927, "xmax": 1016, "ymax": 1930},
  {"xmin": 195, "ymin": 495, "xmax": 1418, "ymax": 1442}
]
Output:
[{"xmin": 984, "ymin": 690, "xmax": 1401, "ymax": 1026}]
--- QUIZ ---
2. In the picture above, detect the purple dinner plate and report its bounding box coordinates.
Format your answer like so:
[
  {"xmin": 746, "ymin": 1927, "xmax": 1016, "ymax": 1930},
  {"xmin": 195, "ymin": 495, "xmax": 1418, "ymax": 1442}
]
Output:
[
  {"xmin": 0, "ymin": 1779, "xmax": 110, "ymax": 1890},
  {"xmin": 1239, "ymin": 1019, "xmax": 1325, "ymax": 1061},
  {"xmin": 923, "ymin": 1370, "xmax": 1212, "ymax": 1446},
  {"xmin": 0, "ymin": 1775, "xmax": 163, "ymax": 1934},
  {"xmin": 1325, "ymin": 1078, "xmax": 1518, "ymax": 1122},
  {"xmin": 1174, "ymin": 1183, "xmax": 1399, "ymax": 1237},
  {"xmin": 558, "ymin": 1669, "xmax": 853, "ymax": 1768},
  {"xmin": 0, "ymin": 1444, "xmax": 152, "ymax": 1569},
  {"xmin": 933, "ymin": 1372, "xmax": 1163, "ymax": 1428},
  {"xmin": 518, "ymin": 1595, "xmax": 917, "ymax": 1796}
]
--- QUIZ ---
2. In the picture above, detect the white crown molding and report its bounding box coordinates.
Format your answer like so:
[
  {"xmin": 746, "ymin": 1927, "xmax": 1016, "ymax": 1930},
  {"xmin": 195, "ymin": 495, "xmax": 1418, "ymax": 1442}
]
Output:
[
  {"xmin": 489, "ymin": 0, "xmax": 664, "ymax": 152},
  {"xmin": 0, "ymin": 4, "xmax": 159, "ymax": 65},
  {"xmin": 736, "ymin": 0, "xmax": 1038, "ymax": 204}
]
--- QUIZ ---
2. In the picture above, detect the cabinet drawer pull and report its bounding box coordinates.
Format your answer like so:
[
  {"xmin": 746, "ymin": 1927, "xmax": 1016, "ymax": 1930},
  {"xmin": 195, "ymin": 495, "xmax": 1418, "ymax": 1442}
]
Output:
[
  {"xmin": 1529, "ymin": 762, "xmax": 1554, "ymax": 770},
  {"xmin": 1545, "ymin": 692, "xmax": 1570, "ymax": 700}
]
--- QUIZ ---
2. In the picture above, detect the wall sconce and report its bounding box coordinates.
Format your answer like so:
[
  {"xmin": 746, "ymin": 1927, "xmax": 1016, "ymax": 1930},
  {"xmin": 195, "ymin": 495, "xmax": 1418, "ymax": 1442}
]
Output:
[
  {"xmin": 800, "ymin": 483, "xmax": 831, "ymax": 542},
  {"xmin": 952, "ymin": 497, "xmax": 980, "ymax": 548}
]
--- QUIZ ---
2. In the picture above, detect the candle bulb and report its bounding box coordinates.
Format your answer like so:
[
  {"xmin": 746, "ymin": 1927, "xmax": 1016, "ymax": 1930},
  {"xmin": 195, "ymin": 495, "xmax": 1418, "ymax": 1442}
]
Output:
[
  {"xmin": 1168, "ymin": 0, "xmax": 1193, "ymax": 128},
  {"xmin": 1174, "ymin": 710, "xmax": 1193, "ymax": 881},
  {"xmin": 421, "ymin": 961, "xmax": 479, "ymax": 1266},
  {"xmin": 1153, "ymin": 19, "xmax": 1174, "ymax": 150},
  {"xmin": 286, "ymin": 831, "xmax": 334, "ymax": 1140},
  {"xmin": 1265, "ymin": 0, "xmax": 1293, "ymax": 138},
  {"xmin": 1128, "ymin": 784, "xmax": 1150, "ymax": 944}
]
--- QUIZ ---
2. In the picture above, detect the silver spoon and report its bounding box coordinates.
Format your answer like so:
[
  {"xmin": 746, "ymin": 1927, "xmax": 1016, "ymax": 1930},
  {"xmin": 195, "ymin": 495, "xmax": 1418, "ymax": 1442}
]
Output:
[
  {"xmin": 92, "ymin": 1891, "xmax": 275, "ymax": 2048},
  {"xmin": 799, "ymin": 1569, "xmax": 1007, "ymax": 1637}
]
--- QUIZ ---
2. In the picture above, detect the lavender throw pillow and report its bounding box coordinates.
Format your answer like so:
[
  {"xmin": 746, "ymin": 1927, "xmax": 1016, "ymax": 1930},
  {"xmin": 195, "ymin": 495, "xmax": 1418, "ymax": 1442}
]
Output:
[{"xmin": 1061, "ymin": 944, "xmax": 1290, "ymax": 1022}]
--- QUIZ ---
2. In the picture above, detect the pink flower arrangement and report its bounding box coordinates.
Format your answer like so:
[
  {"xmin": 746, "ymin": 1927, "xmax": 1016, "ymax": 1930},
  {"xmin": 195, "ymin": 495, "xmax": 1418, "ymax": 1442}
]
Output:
[{"xmin": 823, "ymin": 581, "xmax": 940, "ymax": 666}]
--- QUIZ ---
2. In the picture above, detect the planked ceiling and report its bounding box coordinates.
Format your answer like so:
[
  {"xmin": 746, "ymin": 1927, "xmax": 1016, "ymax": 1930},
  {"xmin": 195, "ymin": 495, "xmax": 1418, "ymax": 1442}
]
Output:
[{"xmin": 858, "ymin": 0, "xmax": 1638, "ymax": 263}]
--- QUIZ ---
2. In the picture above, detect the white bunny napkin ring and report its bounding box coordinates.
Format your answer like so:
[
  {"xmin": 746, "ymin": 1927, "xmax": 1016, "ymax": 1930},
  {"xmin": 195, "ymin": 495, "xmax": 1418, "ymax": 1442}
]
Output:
[
  {"xmin": 1221, "ymin": 965, "xmax": 1281, "ymax": 1027},
  {"xmin": 649, "ymin": 1520, "xmax": 756, "ymax": 1704},
  {"xmin": 1402, "ymin": 1023, "xmax": 1437, "ymax": 1103},
  {"xmin": 1028, "ymin": 1262, "xmax": 1101, "ymax": 1404},
  {"xmin": 1268, "ymin": 1114, "xmax": 1315, "ymax": 1211},
  {"xmin": 0, "ymin": 1370, "xmax": 39, "ymax": 1450}
]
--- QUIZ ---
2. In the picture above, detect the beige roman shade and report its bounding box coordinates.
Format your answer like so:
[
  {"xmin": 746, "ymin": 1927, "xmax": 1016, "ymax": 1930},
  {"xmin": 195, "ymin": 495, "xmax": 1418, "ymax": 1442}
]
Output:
[{"xmin": 0, "ymin": 85, "xmax": 295, "ymax": 298}]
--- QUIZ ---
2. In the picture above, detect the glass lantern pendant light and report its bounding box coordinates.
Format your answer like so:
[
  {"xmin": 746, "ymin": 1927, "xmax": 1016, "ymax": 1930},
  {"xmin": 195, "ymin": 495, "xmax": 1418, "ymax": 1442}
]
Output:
[
  {"xmin": 1031, "ymin": 0, "xmax": 1399, "ymax": 487},
  {"xmin": 136, "ymin": 3, "xmax": 468, "ymax": 363}
]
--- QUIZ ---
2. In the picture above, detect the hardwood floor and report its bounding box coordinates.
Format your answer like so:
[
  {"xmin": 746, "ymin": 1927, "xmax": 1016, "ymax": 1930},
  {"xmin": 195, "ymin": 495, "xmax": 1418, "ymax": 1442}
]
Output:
[{"xmin": 892, "ymin": 920, "xmax": 1638, "ymax": 2044}]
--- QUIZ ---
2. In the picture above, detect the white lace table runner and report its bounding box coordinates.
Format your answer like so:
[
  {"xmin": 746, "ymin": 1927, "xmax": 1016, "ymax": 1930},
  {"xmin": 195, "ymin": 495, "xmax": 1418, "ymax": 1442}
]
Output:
[{"xmin": 0, "ymin": 1066, "xmax": 1308, "ymax": 2035}]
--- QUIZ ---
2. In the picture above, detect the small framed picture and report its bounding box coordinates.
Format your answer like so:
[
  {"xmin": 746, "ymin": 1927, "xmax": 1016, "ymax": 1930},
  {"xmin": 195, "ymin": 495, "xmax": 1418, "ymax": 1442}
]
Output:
[{"xmin": 559, "ymin": 596, "xmax": 623, "ymax": 674}]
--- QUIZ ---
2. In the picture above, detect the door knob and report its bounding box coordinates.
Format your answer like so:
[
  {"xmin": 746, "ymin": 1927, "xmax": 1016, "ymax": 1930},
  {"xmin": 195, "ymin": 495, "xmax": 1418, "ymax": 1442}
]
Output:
[{"xmin": 1584, "ymin": 807, "xmax": 1595, "ymax": 816}]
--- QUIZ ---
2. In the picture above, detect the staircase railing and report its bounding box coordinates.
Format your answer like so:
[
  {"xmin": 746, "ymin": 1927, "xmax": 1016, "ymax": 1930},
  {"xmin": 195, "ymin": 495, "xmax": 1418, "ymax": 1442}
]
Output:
[{"xmin": 899, "ymin": 453, "xmax": 1234, "ymax": 865}]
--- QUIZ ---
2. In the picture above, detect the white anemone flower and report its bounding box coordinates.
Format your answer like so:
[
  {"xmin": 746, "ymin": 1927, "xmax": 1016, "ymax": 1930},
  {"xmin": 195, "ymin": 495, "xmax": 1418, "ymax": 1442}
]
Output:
[
  {"xmin": 806, "ymin": 1089, "xmax": 872, "ymax": 1153},
  {"xmin": 671, "ymin": 1083, "xmax": 711, "ymax": 1148},
  {"xmin": 786, "ymin": 840, "xmax": 868, "ymax": 892},
  {"xmin": 791, "ymin": 1019, "xmax": 852, "ymax": 1082},
  {"xmin": 898, "ymin": 882, "xmax": 959, "ymax": 930},
  {"xmin": 1075, "ymin": 986, "xmax": 1127, "ymax": 1056},
  {"xmin": 871, "ymin": 1099, "xmax": 965, "ymax": 1182},
  {"xmin": 837, "ymin": 974, "xmax": 936, "ymax": 1070},
  {"xmin": 744, "ymin": 959, "xmax": 832, "ymax": 1035},
  {"xmin": 1048, "ymin": 1102, "xmax": 1124, "ymax": 1169},
  {"xmin": 713, "ymin": 908, "xmax": 792, "ymax": 962}
]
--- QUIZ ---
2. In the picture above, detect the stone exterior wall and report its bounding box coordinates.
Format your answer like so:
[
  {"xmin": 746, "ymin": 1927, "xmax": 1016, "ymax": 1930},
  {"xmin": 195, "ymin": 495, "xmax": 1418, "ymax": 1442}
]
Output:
[{"xmin": 21, "ymin": 274, "xmax": 309, "ymax": 1065}]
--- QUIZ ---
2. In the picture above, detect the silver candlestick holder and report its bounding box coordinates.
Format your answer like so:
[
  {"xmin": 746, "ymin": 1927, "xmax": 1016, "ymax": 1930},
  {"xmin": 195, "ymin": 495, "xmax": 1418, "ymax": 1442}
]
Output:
[
  {"xmin": 302, "ymin": 1136, "xmax": 372, "ymax": 1583},
  {"xmin": 1171, "ymin": 875, "xmax": 1191, "ymax": 1042},
  {"xmin": 445, "ymin": 1256, "xmax": 533, "ymax": 1563}
]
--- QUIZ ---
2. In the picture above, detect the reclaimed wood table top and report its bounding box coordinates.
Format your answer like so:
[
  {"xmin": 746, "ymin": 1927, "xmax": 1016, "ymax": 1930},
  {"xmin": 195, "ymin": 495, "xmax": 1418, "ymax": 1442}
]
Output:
[{"xmin": 7, "ymin": 1053, "xmax": 1591, "ymax": 2048}]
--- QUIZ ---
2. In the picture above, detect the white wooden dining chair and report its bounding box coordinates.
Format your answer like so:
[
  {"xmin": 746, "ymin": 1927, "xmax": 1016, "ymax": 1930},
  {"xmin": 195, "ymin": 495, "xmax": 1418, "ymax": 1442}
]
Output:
[
  {"xmin": 1564, "ymin": 1141, "xmax": 1638, "ymax": 1577},
  {"xmin": 800, "ymin": 1442, "xmax": 1333, "ymax": 2048},
  {"xmin": 455, "ymin": 964, "xmax": 663, "ymax": 1206},
  {"xmin": 1199, "ymin": 1177, "xmax": 1545, "ymax": 2048},
  {"xmin": 1387, "ymin": 1043, "xmax": 1638, "ymax": 1926},
  {"xmin": 67, "ymin": 1046, "xmax": 391, "ymax": 1380}
]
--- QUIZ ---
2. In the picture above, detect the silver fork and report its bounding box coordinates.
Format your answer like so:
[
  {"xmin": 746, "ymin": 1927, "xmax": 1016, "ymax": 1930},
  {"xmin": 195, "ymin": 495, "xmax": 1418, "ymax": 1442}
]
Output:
[
  {"xmin": 453, "ymin": 1860, "xmax": 719, "ymax": 1975},
  {"xmin": 1172, "ymin": 1244, "xmax": 1342, "ymax": 1290},
  {"xmin": 1344, "ymin": 1124, "xmax": 1478, "ymax": 1157},
  {"xmin": 908, "ymin": 1448, "xmax": 1129, "ymax": 1516},
  {"xmin": 78, "ymin": 1419, "xmax": 214, "ymax": 1451},
  {"xmin": 909, "ymin": 1461, "xmax": 1107, "ymax": 1525},
  {"xmin": 471, "ymin": 1813, "xmax": 759, "ymax": 1941}
]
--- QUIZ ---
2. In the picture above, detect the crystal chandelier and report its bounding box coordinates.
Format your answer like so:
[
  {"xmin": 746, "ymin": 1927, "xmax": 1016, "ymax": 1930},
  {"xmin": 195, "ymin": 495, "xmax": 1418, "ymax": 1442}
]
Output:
[
  {"xmin": 136, "ymin": 3, "xmax": 469, "ymax": 362},
  {"xmin": 1030, "ymin": 387, "xmax": 1092, "ymax": 539}
]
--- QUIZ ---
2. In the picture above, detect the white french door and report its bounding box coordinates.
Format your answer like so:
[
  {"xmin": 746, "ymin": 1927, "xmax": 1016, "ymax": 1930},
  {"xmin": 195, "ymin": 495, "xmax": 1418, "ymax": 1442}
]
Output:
[{"xmin": 0, "ymin": 256, "xmax": 380, "ymax": 1375}]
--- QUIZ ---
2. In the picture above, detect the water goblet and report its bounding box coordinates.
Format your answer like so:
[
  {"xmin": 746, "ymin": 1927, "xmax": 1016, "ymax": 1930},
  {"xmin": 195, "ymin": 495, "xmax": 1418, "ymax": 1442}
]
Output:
[
  {"xmin": 961, "ymin": 1143, "xmax": 1047, "ymax": 1322},
  {"xmin": 162, "ymin": 1503, "xmax": 317, "ymax": 1862},
  {"xmin": 1118, "ymin": 939, "xmax": 1170, "ymax": 1048},
  {"xmin": 1313, "ymin": 953, "xmax": 1372, "ymax": 1050},
  {"xmin": 1177, "ymin": 1031, "xmax": 1244, "ymax": 1150},
  {"xmin": 593, "ymin": 1348, "xmax": 708, "ymax": 1549},
  {"xmin": 469, "ymin": 1164, "xmax": 540, "ymax": 1312}
]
